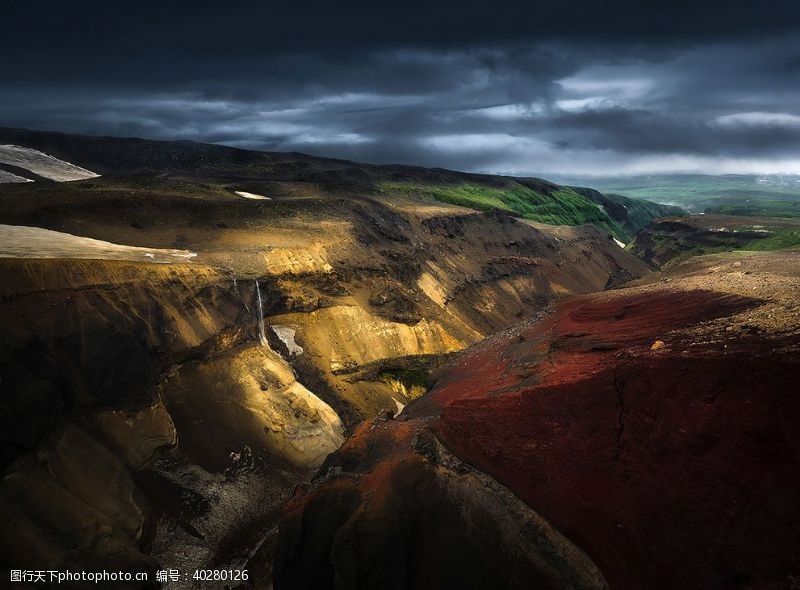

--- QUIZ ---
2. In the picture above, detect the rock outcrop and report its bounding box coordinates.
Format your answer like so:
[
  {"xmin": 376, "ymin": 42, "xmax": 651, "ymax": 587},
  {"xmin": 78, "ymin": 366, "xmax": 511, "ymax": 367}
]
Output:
[
  {"xmin": 630, "ymin": 213, "xmax": 800, "ymax": 267},
  {"xmin": 276, "ymin": 252, "xmax": 800, "ymax": 590}
]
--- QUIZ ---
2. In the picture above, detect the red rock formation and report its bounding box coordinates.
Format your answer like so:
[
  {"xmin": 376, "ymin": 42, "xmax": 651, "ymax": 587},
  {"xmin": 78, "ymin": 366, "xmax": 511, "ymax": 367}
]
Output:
[{"xmin": 276, "ymin": 252, "xmax": 800, "ymax": 590}]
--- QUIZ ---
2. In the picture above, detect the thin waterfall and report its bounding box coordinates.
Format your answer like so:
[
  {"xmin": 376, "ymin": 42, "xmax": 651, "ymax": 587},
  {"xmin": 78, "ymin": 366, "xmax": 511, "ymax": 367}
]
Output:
[{"xmin": 255, "ymin": 280, "xmax": 268, "ymax": 348}]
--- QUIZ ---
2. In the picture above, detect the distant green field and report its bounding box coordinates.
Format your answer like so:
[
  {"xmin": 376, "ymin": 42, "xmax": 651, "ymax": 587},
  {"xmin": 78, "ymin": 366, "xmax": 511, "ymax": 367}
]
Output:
[
  {"xmin": 706, "ymin": 199, "xmax": 800, "ymax": 219},
  {"xmin": 552, "ymin": 174, "xmax": 800, "ymax": 216}
]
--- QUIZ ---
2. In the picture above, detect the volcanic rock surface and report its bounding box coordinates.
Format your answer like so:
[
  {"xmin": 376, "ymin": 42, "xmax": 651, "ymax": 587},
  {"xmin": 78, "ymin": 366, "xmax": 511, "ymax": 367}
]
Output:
[{"xmin": 276, "ymin": 251, "xmax": 800, "ymax": 590}]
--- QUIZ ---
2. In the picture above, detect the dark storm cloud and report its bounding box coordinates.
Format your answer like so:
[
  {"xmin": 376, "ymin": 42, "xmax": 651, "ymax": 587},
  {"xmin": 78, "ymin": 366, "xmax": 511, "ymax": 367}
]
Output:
[
  {"xmin": 1, "ymin": 1, "xmax": 799, "ymax": 175},
  {"xmin": 2, "ymin": 0, "xmax": 797, "ymax": 62}
]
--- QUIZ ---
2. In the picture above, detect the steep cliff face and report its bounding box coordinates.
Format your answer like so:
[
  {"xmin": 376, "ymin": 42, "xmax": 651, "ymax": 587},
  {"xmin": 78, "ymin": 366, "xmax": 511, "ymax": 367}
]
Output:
[
  {"xmin": 568, "ymin": 186, "xmax": 683, "ymax": 241},
  {"xmin": 276, "ymin": 251, "xmax": 800, "ymax": 590},
  {"xmin": 0, "ymin": 130, "xmax": 651, "ymax": 582},
  {"xmin": 630, "ymin": 214, "xmax": 800, "ymax": 267}
]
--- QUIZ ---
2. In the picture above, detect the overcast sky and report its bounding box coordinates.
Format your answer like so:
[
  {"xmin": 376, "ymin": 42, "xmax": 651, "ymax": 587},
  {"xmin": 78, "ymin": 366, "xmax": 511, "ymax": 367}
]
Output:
[{"xmin": 1, "ymin": 1, "xmax": 799, "ymax": 176}]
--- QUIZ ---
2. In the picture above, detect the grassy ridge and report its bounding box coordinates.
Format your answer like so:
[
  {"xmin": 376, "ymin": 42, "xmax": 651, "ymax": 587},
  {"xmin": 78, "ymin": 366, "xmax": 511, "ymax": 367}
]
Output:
[
  {"xmin": 569, "ymin": 186, "xmax": 683, "ymax": 241},
  {"xmin": 606, "ymin": 193, "xmax": 683, "ymax": 233},
  {"xmin": 379, "ymin": 179, "xmax": 626, "ymax": 237}
]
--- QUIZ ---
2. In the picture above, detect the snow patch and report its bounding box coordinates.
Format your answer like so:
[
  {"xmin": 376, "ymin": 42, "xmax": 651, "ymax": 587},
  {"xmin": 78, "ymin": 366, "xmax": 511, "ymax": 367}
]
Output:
[
  {"xmin": 0, "ymin": 169, "xmax": 32, "ymax": 184},
  {"xmin": 235, "ymin": 191, "xmax": 270, "ymax": 200},
  {"xmin": 613, "ymin": 238, "xmax": 626, "ymax": 248},
  {"xmin": 271, "ymin": 325, "xmax": 303, "ymax": 356},
  {"xmin": 392, "ymin": 397, "xmax": 406, "ymax": 417},
  {"xmin": 0, "ymin": 145, "xmax": 99, "ymax": 182}
]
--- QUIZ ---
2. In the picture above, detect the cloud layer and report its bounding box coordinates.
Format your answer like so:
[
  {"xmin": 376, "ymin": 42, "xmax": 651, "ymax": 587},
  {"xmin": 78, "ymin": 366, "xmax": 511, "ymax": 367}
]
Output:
[{"xmin": 1, "ymin": 1, "xmax": 799, "ymax": 176}]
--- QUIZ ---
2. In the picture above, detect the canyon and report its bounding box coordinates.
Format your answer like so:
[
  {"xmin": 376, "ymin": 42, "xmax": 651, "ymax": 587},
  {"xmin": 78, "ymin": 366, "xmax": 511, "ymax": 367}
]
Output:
[
  {"xmin": 1, "ymin": 129, "xmax": 797, "ymax": 589},
  {"xmin": 0, "ymin": 129, "xmax": 654, "ymax": 587}
]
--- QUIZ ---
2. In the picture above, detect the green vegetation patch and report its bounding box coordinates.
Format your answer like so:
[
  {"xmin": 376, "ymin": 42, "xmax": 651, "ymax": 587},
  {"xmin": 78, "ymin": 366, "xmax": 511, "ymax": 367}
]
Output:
[
  {"xmin": 379, "ymin": 179, "xmax": 625, "ymax": 236},
  {"xmin": 643, "ymin": 226, "xmax": 800, "ymax": 267},
  {"xmin": 569, "ymin": 186, "xmax": 683, "ymax": 240},
  {"xmin": 743, "ymin": 229, "xmax": 800, "ymax": 250},
  {"xmin": 707, "ymin": 200, "xmax": 800, "ymax": 219}
]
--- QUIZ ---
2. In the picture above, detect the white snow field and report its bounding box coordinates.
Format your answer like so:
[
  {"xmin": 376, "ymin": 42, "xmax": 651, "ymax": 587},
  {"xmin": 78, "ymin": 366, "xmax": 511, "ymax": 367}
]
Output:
[{"xmin": 0, "ymin": 145, "xmax": 99, "ymax": 182}]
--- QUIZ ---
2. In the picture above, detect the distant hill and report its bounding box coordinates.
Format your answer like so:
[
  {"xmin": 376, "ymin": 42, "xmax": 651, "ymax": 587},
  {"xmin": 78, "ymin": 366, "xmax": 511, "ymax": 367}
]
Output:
[
  {"xmin": 0, "ymin": 127, "xmax": 679, "ymax": 240},
  {"xmin": 552, "ymin": 173, "xmax": 800, "ymax": 217}
]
